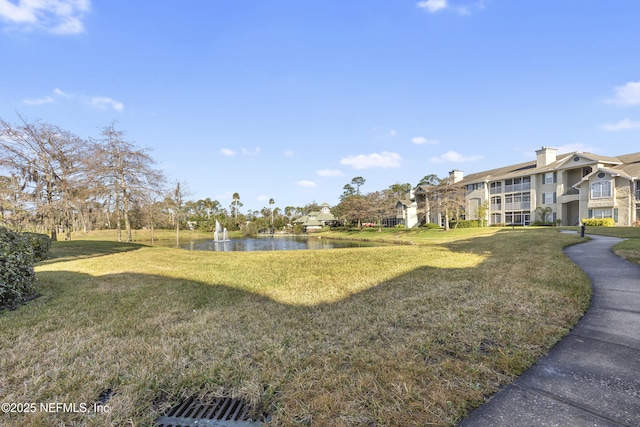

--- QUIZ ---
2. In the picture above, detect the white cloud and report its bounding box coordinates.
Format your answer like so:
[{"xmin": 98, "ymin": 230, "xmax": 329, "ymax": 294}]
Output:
[
  {"xmin": 297, "ymin": 180, "xmax": 317, "ymax": 188},
  {"xmin": 0, "ymin": 0, "xmax": 36, "ymax": 23},
  {"xmin": 241, "ymin": 147, "xmax": 260, "ymax": 156},
  {"xmin": 411, "ymin": 136, "xmax": 439, "ymax": 145},
  {"xmin": 601, "ymin": 118, "xmax": 640, "ymax": 131},
  {"xmin": 283, "ymin": 150, "xmax": 294, "ymax": 157},
  {"xmin": 91, "ymin": 96, "xmax": 124, "ymax": 111},
  {"xmin": 23, "ymin": 96, "xmax": 54, "ymax": 105},
  {"xmin": 417, "ymin": 0, "xmax": 489, "ymax": 15},
  {"xmin": 53, "ymin": 88, "xmax": 70, "ymax": 97},
  {"xmin": 316, "ymin": 169, "xmax": 344, "ymax": 177},
  {"xmin": 23, "ymin": 87, "xmax": 71, "ymax": 105},
  {"xmin": 220, "ymin": 148, "xmax": 236, "ymax": 156},
  {"xmin": 340, "ymin": 151, "xmax": 403, "ymax": 169},
  {"xmin": 0, "ymin": 0, "xmax": 91, "ymax": 34},
  {"xmin": 417, "ymin": 0, "xmax": 447, "ymax": 13},
  {"xmin": 606, "ymin": 81, "xmax": 640, "ymax": 106},
  {"xmin": 430, "ymin": 150, "xmax": 482, "ymax": 163},
  {"xmin": 257, "ymin": 195, "xmax": 270, "ymax": 202}
]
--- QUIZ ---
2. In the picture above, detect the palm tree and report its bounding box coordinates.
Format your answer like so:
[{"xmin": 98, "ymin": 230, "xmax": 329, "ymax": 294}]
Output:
[
  {"xmin": 232, "ymin": 192, "xmax": 240, "ymax": 219},
  {"xmin": 269, "ymin": 198, "xmax": 275, "ymax": 228}
]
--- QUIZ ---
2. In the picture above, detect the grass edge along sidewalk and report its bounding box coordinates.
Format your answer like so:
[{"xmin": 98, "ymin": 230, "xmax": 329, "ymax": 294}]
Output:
[{"xmin": 1, "ymin": 228, "xmax": 591, "ymax": 426}]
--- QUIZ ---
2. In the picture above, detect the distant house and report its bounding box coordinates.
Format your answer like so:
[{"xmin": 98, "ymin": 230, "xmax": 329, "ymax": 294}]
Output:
[
  {"xmin": 414, "ymin": 147, "xmax": 640, "ymax": 227},
  {"xmin": 294, "ymin": 202, "xmax": 338, "ymax": 232},
  {"xmin": 380, "ymin": 196, "xmax": 419, "ymax": 228}
]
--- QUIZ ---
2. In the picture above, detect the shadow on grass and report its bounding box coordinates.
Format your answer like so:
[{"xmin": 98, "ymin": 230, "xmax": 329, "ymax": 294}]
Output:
[
  {"xmin": 26, "ymin": 266, "xmax": 512, "ymax": 426},
  {"xmin": 37, "ymin": 240, "xmax": 146, "ymax": 266}
]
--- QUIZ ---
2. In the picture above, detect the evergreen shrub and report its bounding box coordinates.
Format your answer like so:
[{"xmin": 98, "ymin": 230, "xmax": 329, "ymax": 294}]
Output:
[
  {"xmin": 1, "ymin": 227, "xmax": 37, "ymax": 309},
  {"xmin": 22, "ymin": 232, "xmax": 51, "ymax": 261}
]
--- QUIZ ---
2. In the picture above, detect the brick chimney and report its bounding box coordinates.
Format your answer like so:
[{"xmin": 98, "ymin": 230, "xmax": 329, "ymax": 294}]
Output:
[{"xmin": 536, "ymin": 146, "xmax": 557, "ymax": 168}]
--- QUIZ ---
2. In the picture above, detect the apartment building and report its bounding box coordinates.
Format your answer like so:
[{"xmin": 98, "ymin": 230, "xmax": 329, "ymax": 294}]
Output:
[{"xmin": 415, "ymin": 147, "xmax": 640, "ymax": 227}]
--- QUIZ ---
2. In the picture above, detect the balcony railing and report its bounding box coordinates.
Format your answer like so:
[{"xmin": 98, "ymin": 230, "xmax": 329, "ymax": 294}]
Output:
[
  {"xmin": 563, "ymin": 187, "xmax": 579, "ymax": 196},
  {"xmin": 504, "ymin": 202, "xmax": 531, "ymax": 210},
  {"xmin": 490, "ymin": 204, "xmax": 502, "ymax": 211},
  {"xmin": 504, "ymin": 183, "xmax": 531, "ymax": 193},
  {"xmin": 490, "ymin": 187, "xmax": 502, "ymax": 195}
]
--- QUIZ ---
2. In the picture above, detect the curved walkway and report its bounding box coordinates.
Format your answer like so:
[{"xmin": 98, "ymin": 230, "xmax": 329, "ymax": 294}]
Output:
[{"xmin": 460, "ymin": 234, "xmax": 640, "ymax": 426}]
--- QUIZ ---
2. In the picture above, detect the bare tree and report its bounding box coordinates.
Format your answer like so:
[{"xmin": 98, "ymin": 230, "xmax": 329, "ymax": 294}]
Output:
[
  {"xmin": 430, "ymin": 177, "xmax": 466, "ymax": 231},
  {"xmin": 93, "ymin": 123, "xmax": 164, "ymax": 242},
  {"xmin": 168, "ymin": 181, "xmax": 190, "ymax": 246},
  {"xmin": 0, "ymin": 115, "xmax": 89, "ymax": 240}
]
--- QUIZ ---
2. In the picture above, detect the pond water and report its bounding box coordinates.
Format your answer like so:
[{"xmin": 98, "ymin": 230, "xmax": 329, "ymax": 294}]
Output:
[{"xmin": 167, "ymin": 237, "xmax": 385, "ymax": 252}]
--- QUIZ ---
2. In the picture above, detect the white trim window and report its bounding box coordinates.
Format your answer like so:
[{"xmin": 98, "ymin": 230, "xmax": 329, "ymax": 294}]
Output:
[
  {"xmin": 591, "ymin": 180, "xmax": 611, "ymax": 199},
  {"xmin": 543, "ymin": 172, "xmax": 556, "ymax": 184},
  {"xmin": 542, "ymin": 192, "xmax": 556, "ymax": 204},
  {"xmin": 590, "ymin": 208, "xmax": 613, "ymax": 219}
]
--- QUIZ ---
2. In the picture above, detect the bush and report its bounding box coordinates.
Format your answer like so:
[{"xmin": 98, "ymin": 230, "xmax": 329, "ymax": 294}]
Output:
[
  {"xmin": 22, "ymin": 232, "xmax": 51, "ymax": 261},
  {"xmin": 1, "ymin": 227, "xmax": 37, "ymax": 309},
  {"xmin": 421, "ymin": 223, "xmax": 441, "ymax": 229},
  {"xmin": 581, "ymin": 218, "xmax": 615, "ymax": 227},
  {"xmin": 450, "ymin": 220, "xmax": 480, "ymax": 229}
]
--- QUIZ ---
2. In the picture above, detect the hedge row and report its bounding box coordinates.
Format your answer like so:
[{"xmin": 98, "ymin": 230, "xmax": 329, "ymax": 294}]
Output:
[
  {"xmin": 0, "ymin": 228, "xmax": 50, "ymax": 310},
  {"xmin": 581, "ymin": 218, "xmax": 615, "ymax": 227}
]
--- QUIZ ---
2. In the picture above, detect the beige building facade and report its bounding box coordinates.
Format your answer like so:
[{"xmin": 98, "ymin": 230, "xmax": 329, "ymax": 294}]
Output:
[
  {"xmin": 414, "ymin": 147, "xmax": 640, "ymax": 226},
  {"xmin": 417, "ymin": 147, "xmax": 640, "ymax": 227}
]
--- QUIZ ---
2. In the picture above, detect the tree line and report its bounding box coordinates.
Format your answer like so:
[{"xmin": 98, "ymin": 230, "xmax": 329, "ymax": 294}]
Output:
[
  {"xmin": 331, "ymin": 174, "xmax": 467, "ymax": 230},
  {"xmin": 1, "ymin": 115, "xmax": 467, "ymax": 240},
  {"xmin": 0, "ymin": 115, "xmax": 171, "ymax": 242}
]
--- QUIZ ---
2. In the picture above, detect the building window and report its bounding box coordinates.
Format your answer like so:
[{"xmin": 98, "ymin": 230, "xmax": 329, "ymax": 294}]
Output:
[
  {"xmin": 490, "ymin": 182, "xmax": 502, "ymax": 194},
  {"xmin": 591, "ymin": 181, "xmax": 612, "ymax": 199},
  {"xmin": 543, "ymin": 172, "xmax": 555, "ymax": 184},
  {"xmin": 589, "ymin": 208, "xmax": 613, "ymax": 219},
  {"xmin": 491, "ymin": 213, "xmax": 502, "ymax": 224},
  {"xmin": 505, "ymin": 211, "xmax": 531, "ymax": 226},
  {"xmin": 491, "ymin": 196, "xmax": 501, "ymax": 210},
  {"xmin": 505, "ymin": 176, "xmax": 530, "ymax": 193},
  {"xmin": 504, "ymin": 192, "xmax": 530, "ymax": 210},
  {"xmin": 543, "ymin": 192, "xmax": 556, "ymax": 204}
]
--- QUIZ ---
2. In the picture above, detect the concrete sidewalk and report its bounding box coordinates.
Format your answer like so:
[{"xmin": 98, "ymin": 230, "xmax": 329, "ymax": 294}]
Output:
[{"xmin": 459, "ymin": 234, "xmax": 640, "ymax": 426}]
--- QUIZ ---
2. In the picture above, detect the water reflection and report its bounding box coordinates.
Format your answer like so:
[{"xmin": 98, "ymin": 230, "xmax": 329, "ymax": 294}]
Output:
[{"xmin": 174, "ymin": 237, "xmax": 383, "ymax": 252}]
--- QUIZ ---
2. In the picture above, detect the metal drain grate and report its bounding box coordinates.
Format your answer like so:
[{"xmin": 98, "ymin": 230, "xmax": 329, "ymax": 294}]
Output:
[{"xmin": 154, "ymin": 395, "xmax": 266, "ymax": 427}]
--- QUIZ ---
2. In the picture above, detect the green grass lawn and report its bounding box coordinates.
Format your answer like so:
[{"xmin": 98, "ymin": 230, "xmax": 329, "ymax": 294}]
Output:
[{"xmin": 1, "ymin": 228, "xmax": 591, "ymax": 426}]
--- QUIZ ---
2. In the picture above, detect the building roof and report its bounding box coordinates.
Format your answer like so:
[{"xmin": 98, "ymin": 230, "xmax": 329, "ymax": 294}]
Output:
[
  {"xmin": 454, "ymin": 151, "xmax": 640, "ymax": 186},
  {"xmin": 294, "ymin": 209, "xmax": 337, "ymax": 226},
  {"xmin": 617, "ymin": 152, "xmax": 640, "ymax": 178}
]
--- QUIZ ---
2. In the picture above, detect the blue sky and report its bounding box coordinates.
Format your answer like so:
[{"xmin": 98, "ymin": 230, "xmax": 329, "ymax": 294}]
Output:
[{"xmin": 1, "ymin": 1, "xmax": 640, "ymax": 213}]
